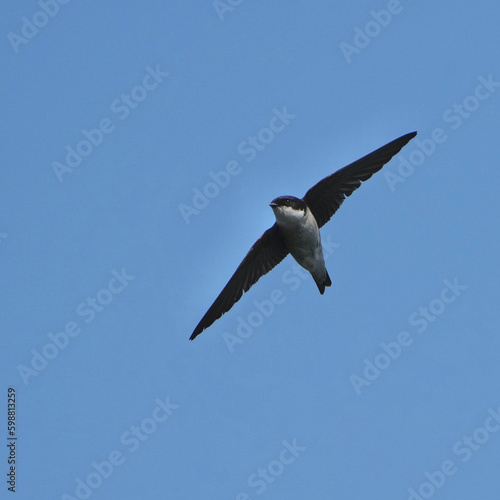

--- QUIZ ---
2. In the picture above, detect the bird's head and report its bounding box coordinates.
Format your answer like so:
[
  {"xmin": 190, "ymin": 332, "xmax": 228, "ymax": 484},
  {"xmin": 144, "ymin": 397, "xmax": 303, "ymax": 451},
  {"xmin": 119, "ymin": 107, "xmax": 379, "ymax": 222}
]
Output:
[{"xmin": 269, "ymin": 196, "xmax": 307, "ymax": 225}]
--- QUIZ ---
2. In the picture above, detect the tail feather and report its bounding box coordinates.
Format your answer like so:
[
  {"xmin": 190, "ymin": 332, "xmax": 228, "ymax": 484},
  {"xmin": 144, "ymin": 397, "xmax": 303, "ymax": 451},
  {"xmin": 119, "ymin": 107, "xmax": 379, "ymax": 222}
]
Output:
[{"xmin": 313, "ymin": 270, "xmax": 332, "ymax": 295}]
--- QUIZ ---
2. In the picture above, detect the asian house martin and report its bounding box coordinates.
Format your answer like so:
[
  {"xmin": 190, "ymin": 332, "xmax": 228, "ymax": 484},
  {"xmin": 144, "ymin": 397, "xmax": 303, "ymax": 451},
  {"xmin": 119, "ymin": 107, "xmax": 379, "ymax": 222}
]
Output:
[{"xmin": 190, "ymin": 131, "xmax": 417, "ymax": 340}]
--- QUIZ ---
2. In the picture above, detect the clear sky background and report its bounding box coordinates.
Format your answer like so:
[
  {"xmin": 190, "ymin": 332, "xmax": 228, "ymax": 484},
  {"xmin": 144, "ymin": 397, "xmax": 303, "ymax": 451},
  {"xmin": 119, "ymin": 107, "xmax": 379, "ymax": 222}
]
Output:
[{"xmin": 1, "ymin": 2, "xmax": 500, "ymax": 499}]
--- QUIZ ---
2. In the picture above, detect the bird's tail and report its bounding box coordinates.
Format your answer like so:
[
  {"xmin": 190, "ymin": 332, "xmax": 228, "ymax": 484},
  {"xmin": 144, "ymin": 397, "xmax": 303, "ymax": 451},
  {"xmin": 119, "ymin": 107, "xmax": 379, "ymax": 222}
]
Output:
[{"xmin": 313, "ymin": 270, "xmax": 332, "ymax": 295}]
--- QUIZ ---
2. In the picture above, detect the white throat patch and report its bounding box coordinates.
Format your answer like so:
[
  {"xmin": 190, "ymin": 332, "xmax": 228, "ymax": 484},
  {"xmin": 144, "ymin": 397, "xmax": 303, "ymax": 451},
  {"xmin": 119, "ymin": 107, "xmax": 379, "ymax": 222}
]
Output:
[{"xmin": 272, "ymin": 205, "xmax": 305, "ymax": 227}]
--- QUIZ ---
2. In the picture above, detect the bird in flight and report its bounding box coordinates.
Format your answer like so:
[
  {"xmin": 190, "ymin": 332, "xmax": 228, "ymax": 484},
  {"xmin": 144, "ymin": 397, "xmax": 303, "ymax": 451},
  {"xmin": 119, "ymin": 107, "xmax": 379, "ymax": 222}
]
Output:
[{"xmin": 190, "ymin": 131, "xmax": 417, "ymax": 340}]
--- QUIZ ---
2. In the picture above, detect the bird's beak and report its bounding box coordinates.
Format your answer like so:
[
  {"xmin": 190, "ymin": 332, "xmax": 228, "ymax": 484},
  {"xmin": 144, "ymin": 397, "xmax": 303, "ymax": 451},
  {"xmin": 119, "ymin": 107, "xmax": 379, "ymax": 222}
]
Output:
[{"xmin": 269, "ymin": 201, "xmax": 278, "ymax": 207}]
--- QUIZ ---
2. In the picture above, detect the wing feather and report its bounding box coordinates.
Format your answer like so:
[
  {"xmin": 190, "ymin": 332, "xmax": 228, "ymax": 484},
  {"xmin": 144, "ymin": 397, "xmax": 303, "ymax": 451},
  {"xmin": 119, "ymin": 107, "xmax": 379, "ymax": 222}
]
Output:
[
  {"xmin": 190, "ymin": 224, "xmax": 288, "ymax": 340},
  {"xmin": 303, "ymin": 132, "xmax": 417, "ymax": 228}
]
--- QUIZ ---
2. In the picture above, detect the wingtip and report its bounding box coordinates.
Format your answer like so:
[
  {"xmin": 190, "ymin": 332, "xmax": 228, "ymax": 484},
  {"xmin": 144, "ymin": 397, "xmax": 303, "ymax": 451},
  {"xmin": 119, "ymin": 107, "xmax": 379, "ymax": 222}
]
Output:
[
  {"xmin": 395, "ymin": 131, "xmax": 417, "ymax": 149},
  {"xmin": 190, "ymin": 318, "xmax": 206, "ymax": 340}
]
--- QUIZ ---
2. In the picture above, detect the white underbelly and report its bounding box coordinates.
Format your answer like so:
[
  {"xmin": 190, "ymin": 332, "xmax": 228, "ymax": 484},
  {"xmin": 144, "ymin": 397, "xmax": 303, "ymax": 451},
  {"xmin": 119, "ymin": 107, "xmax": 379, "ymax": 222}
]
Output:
[
  {"xmin": 285, "ymin": 224, "xmax": 324, "ymax": 273},
  {"xmin": 275, "ymin": 206, "xmax": 326, "ymax": 274}
]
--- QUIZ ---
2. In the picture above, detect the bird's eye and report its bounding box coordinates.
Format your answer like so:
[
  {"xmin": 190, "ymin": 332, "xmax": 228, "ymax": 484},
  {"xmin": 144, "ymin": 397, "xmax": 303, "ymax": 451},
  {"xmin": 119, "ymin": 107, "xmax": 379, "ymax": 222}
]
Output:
[{"xmin": 285, "ymin": 198, "xmax": 290, "ymax": 204}]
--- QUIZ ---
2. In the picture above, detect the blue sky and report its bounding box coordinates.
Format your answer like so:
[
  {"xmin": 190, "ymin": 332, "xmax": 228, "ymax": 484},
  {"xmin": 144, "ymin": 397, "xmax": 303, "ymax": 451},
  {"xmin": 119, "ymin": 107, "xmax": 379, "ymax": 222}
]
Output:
[{"xmin": 1, "ymin": 1, "xmax": 500, "ymax": 499}]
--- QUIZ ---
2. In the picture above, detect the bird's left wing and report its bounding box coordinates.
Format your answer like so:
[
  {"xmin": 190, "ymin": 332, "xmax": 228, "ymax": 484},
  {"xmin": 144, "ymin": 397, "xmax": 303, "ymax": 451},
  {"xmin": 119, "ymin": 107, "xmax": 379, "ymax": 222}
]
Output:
[
  {"xmin": 190, "ymin": 223, "xmax": 289, "ymax": 340},
  {"xmin": 303, "ymin": 132, "xmax": 417, "ymax": 228}
]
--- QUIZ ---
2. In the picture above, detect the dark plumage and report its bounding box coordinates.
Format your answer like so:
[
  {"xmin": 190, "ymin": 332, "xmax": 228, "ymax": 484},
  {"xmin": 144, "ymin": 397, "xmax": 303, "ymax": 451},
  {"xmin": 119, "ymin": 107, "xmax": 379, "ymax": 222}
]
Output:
[{"xmin": 190, "ymin": 132, "xmax": 417, "ymax": 340}]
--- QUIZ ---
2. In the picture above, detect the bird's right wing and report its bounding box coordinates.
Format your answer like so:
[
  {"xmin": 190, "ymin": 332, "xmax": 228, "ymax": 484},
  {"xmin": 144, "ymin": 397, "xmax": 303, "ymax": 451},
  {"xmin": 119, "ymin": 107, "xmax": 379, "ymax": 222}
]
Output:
[
  {"xmin": 190, "ymin": 223, "xmax": 289, "ymax": 340},
  {"xmin": 303, "ymin": 132, "xmax": 417, "ymax": 228}
]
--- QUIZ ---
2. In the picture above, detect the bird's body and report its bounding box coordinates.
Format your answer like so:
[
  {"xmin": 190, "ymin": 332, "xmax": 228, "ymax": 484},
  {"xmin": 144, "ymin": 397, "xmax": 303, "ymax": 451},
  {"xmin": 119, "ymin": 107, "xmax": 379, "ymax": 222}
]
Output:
[
  {"xmin": 190, "ymin": 131, "xmax": 417, "ymax": 340},
  {"xmin": 270, "ymin": 196, "xmax": 331, "ymax": 293}
]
